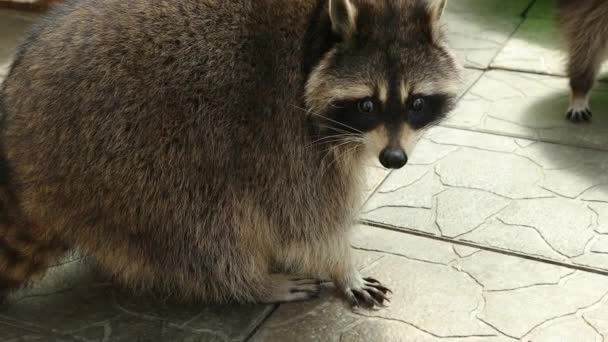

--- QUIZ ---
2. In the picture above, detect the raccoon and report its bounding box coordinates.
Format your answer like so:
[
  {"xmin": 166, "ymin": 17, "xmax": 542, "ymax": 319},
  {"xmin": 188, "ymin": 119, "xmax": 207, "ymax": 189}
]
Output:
[
  {"xmin": 0, "ymin": 0, "xmax": 459, "ymax": 307},
  {"xmin": 558, "ymin": 0, "xmax": 608, "ymax": 123}
]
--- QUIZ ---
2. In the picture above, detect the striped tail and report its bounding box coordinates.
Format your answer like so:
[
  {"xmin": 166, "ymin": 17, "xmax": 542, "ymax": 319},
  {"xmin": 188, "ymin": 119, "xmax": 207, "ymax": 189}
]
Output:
[{"xmin": 0, "ymin": 162, "xmax": 67, "ymax": 295}]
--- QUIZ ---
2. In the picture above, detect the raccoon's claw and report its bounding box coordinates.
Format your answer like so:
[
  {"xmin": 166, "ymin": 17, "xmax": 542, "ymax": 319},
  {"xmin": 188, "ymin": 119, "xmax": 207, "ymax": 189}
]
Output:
[
  {"xmin": 364, "ymin": 277, "xmax": 393, "ymax": 294},
  {"xmin": 341, "ymin": 276, "xmax": 392, "ymax": 309},
  {"xmin": 566, "ymin": 108, "xmax": 592, "ymax": 123},
  {"xmin": 263, "ymin": 275, "xmax": 322, "ymax": 303}
]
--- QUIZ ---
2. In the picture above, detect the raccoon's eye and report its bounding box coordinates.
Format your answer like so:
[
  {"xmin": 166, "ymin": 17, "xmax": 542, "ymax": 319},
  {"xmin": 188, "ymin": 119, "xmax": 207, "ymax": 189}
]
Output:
[
  {"xmin": 358, "ymin": 99, "xmax": 375, "ymax": 113},
  {"xmin": 411, "ymin": 97, "xmax": 425, "ymax": 112}
]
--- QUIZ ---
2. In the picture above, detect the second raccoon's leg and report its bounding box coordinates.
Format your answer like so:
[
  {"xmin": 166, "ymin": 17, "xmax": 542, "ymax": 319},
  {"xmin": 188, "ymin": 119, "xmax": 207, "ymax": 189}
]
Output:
[
  {"xmin": 566, "ymin": 55, "xmax": 602, "ymax": 123},
  {"xmin": 560, "ymin": 7, "xmax": 608, "ymax": 123}
]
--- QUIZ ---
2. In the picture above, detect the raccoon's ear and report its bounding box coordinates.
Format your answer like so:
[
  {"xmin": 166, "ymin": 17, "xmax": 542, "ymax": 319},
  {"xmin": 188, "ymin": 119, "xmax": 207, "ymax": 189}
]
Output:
[
  {"xmin": 427, "ymin": 0, "xmax": 447, "ymax": 21},
  {"xmin": 329, "ymin": 0, "xmax": 358, "ymax": 39}
]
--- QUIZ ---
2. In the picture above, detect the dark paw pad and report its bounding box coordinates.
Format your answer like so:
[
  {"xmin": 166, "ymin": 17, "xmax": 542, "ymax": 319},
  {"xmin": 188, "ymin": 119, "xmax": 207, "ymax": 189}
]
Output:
[{"xmin": 566, "ymin": 108, "xmax": 592, "ymax": 123}]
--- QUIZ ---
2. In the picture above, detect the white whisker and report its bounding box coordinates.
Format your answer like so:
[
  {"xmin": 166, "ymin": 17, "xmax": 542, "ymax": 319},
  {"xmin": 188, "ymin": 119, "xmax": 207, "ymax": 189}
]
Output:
[{"xmin": 291, "ymin": 104, "xmax": 364, "ymax": 134}]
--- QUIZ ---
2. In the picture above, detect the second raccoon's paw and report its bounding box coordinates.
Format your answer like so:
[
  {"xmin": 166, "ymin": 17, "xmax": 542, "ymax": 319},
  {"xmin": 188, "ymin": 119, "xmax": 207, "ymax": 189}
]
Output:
[
  {"xmin": 338, "ymin": 274, "xmax": 392, "ymax": 309},
  {"xmin": 566, "ymin": 107, "xmax": 592, "ymax": 123},
  {"xmin": 263, "ymin": 275, "xmax": 322, "ymax": 303}
]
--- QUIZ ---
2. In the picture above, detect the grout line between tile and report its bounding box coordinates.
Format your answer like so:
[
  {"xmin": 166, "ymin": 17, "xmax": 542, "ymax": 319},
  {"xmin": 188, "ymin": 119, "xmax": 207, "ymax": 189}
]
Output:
[
  {"xmin": 359, "ymin": 219, "xmax": 608, "ymax": 277},
  {"xmin": 488, "ymin": 65, "xmax": 567, "ymax": 78},
  {"xmin": 360, "ymin": 169, "xmax": 393, "ymax": 210},
  {"xmin": 242, "ymin": 305, "xmax": 279, "ymax": 342},
  {"xmin": 468, "ymin": 63, "xmax": 608, "ymax": 85},
  {"xmin": 485, "ymin": 6, "xmax": 529, "ymax": 71},
  {"xmin": 458, "ymin": 68, "xmax": 485, "ymax": 102},
  {"xmin": 521, "ymin": 0, "xmax": 539, "ymax": 18},
  {"xmin": 437, "ymin": 123, "xmax": 608, "ymax": 153}
]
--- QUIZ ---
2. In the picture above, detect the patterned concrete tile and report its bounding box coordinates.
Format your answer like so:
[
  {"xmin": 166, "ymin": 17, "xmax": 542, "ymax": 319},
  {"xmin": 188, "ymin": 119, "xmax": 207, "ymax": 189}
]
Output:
[
  {"xmin": 524, "ymin": 314, "xmax": 603, "ymax": 342},
  {"xmin": 115, "ymin": 292, "xmax": 274, "ymax": 341},
  {"xmin": 442, "ymin": 12, "xmax": 523, "ymax": 69},
  {"xmin": 456, "ymin": 251, "xmax": 574, "ymax": 291},
  {"xmin": 584, "ymin": 188, "xmax": 608, "ymax": 204},
  {"xmin": 459, "ymin": 218, "xmax": 567, "ymax": 260},
  {"xmin": 436, "ymin": 188, "xmax": 510, "ymax": 237},
  {"xmin": 353, "ymin": 224, "xmax": 459, "ymax": 265},
  {"xmin": 584, "ymin": 298, "xmax": 608, "ymax": 340},
  {"xmin": 341, "ymin": 319, "xmax": 514, "ymax": 342},
  {"xmin": 434, "ymin": 147, "xmax": 550, "ymax": 199},
  {"xmin": 70, "ymin": 315, "xmax": 224, "ymax": 342},
  {"xmin": 444, "ymin": 70, "xmax": 608, "ymax": 150},
  {"xmin": 459, "ymin": 67, "xmax": 484, "ymax": 97},
  {"xmin": 0, "ymin": 323, "xmax": 76, "ymax": 342},
  {"xmin": 362, "ymin": 126, "xmax": 608, "ymax": 272},
  {"xmin": 1, "ymin": 285, "xmax": 120, "ymax": 335},
  {"xmin": 480, "ymin": 272, "xmax": 608, "ymax": 338},
  {"xmin": 0, "ymin": 258, "xmax": 273, "ymax": 341},
  {"xmin": 453, "ymin": 245, "xmax": 482, "ymax": 258},
  {"xmin": 496, "ymin": 198, "xmax": 594, "ymax": 258},
  {"xmin": 590, "ymin": 203, "xmax": 608, "ymax": 236},
  {"xmin": 252, "ymin": 225, "xmax": 608, "ymax": 341},
  {"xmin": 491, "ymin": 16, "xmax": 608, "ymax": 77}
]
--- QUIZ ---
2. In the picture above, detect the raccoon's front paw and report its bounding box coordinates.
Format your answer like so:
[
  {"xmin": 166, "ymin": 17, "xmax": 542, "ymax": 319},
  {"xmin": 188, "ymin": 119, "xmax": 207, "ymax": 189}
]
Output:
[
  {"xmin": 566, "ymin": 107, "xmax": 592, "ymax": 123},
  {"xmin": 338, "ymin": 275, "xmax": 391, "ymax": 309}
]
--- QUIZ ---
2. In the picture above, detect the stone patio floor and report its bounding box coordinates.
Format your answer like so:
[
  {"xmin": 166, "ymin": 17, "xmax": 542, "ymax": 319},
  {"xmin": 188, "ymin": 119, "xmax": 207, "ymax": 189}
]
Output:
[{"xmin": 2, "ymin": 0, "xmax": 608, "ymax": 341}]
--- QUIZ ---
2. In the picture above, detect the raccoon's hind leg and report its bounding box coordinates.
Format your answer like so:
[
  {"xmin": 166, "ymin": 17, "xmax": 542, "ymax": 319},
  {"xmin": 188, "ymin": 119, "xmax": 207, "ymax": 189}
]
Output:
[
  {"xmin": 565, "ymin": 52, "xmax": 602, "ymax": 123},
  {"xmin": 559, "ymin": 3, "xmax": 608, "ymax": 123}
]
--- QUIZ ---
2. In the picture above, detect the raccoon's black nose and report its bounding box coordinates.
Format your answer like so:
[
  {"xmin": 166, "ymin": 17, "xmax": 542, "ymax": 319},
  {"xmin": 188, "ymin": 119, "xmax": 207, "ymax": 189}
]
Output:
[{"xmin": 379, "ymin": 148, "xmax": 408, "ymax": 169}]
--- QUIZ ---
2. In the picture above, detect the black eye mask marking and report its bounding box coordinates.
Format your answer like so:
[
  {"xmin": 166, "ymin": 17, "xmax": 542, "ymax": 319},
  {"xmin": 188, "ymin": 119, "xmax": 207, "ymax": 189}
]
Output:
[
  {"xmin": 318, "ymin": 92, "xmax": 455, "ymax": 139},
  {"xmin": 406, "ymin": 93, "xmax": 454, "ymax": 129},
  {"xmin": 325, "ymin": 98, "xmax": 381, "ymax": 134}
]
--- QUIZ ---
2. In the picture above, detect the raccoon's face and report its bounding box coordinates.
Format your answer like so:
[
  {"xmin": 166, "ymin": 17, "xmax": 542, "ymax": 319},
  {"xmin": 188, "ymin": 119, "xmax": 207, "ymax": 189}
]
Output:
[{"xmin": 304, "ymin": 0, "xmax": 460, "ymax": 169}]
